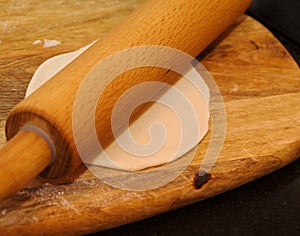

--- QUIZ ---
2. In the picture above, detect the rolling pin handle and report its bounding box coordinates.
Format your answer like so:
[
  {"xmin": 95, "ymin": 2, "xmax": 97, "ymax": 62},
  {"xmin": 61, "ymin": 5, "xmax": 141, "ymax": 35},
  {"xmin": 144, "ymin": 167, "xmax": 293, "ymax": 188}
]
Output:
[{"xmin": 0, "ymin": 130, "xmax": 52, "ymax": 201}]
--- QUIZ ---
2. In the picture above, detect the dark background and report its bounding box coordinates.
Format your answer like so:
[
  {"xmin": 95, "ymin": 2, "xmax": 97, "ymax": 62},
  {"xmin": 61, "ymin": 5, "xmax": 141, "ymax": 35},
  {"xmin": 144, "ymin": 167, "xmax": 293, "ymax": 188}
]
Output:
[{"xmin": 96, "ymin": 1, "xmax": 300, "ymax": 235}]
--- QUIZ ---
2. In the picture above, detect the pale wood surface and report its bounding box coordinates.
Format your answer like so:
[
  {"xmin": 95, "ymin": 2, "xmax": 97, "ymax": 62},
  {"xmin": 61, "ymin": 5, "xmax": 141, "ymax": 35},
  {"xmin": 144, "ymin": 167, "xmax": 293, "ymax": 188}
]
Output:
[{"xmin": 0, "ymin": 0, "xmax": 300, "ymax": 235}]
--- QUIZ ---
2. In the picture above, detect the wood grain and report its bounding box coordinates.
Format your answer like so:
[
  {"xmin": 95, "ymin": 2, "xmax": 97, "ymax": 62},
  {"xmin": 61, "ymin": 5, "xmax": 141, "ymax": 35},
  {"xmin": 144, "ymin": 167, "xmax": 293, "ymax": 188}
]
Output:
[
  {"xmin": 0, "ymin": 0, "xmax": 300, "ymax": 235},
  {"xmin": 4, "ymin": 0, "xmax": 251, "ymax": 179},
  {"xmin": 0, "ymin": 0, "xmax": 147, "ymax": 146}
]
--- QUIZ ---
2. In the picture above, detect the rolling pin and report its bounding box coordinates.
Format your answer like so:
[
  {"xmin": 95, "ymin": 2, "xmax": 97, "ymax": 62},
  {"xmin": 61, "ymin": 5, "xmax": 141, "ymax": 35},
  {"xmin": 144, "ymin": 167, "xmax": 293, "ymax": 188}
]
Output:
[{"xmin": 0, "ymin": 0, "xmax": 252, "ymax": 201}]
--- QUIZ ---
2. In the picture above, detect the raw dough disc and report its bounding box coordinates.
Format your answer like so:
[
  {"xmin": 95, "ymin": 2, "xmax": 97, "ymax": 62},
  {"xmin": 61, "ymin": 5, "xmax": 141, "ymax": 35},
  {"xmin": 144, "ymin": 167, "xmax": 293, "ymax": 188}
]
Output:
[{"xmin": 26, "ymin": 42, "xmax": 210, "ymax": 171}]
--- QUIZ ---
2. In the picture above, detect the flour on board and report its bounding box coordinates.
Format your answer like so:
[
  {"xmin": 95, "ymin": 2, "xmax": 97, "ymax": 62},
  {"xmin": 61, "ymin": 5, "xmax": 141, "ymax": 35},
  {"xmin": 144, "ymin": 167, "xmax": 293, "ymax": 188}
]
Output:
[
  {"xmin": 32, "ymin": 39, "xmax": 61, "ymax": 48},
  {"xmin": 32, "ymin": 39, "xmax": 42, "ymax": 45},
  {"xmin": 43, "ymin": 39, "xmax": 61, "ymax": 48}
]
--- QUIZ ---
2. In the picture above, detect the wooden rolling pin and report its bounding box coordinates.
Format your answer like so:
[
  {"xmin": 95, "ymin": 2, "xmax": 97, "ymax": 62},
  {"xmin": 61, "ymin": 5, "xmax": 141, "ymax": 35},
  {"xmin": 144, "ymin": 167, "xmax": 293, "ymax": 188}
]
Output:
[{"xmin": 0, "ymin": 0, "xmax": 251, "ymax": 201}]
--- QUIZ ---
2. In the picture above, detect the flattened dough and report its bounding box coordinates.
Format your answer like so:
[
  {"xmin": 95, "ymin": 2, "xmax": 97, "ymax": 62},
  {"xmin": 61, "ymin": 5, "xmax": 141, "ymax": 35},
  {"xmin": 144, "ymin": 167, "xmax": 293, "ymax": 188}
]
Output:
[{"xmin": 27, "ymin": 42, "xmax": 210, "ymax": 171}]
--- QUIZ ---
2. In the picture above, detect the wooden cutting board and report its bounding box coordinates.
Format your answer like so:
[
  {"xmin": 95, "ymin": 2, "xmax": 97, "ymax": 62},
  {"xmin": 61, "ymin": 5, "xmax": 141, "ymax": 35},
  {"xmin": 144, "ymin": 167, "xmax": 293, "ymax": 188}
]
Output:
[{"xmin": 0, "ymin": 0, "xmax": 300, "ymax": 235}]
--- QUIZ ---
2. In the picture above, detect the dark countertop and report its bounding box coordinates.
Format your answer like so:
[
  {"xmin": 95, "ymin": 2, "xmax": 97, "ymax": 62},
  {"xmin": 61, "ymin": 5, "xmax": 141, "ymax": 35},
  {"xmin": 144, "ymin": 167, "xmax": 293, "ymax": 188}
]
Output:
[{"xmin": 99, "ymin": 1, "xmax": 300, "ymax": 235}]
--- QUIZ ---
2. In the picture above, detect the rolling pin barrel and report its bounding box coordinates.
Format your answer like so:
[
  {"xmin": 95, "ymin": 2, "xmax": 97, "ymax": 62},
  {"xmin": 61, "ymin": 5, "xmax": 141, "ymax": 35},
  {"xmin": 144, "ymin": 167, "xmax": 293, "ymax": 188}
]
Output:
[{"xmin": 0, "ymin": 0, "xmax": 252, "ymax": 200}]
